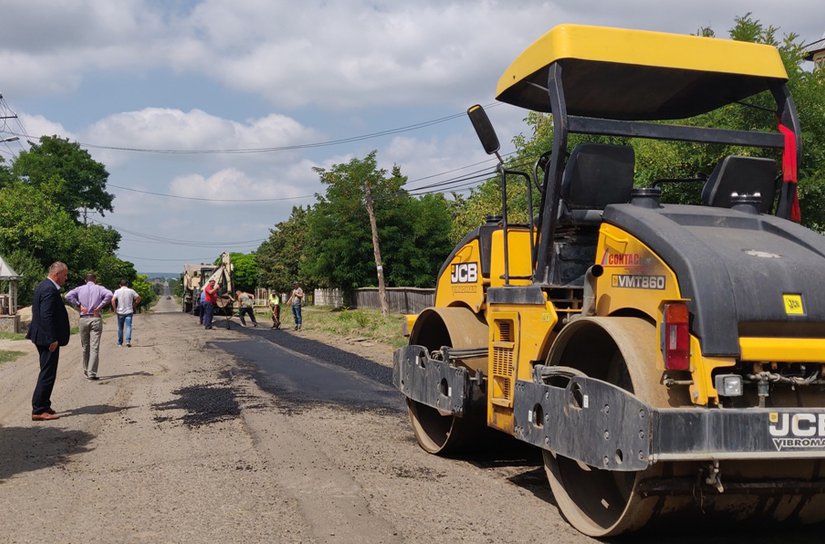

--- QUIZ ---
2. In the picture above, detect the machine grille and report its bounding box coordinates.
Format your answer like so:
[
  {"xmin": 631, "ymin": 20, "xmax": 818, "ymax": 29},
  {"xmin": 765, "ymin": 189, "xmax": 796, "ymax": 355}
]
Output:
[{"xmin": 492, "ymin": 318, "xmax": 516, "ymax": 404}]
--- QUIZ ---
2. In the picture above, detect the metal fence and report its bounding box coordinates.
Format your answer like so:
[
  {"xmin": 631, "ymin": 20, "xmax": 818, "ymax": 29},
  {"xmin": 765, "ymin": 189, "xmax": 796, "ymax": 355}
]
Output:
[{"xmin": 313, "ymin": 287, "xmax": 434, "ymax": 314}]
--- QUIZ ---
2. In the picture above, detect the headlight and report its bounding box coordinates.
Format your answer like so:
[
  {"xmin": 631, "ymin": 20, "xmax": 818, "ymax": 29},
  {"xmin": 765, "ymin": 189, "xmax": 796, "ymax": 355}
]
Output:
[{"xmin": 714, "ymin": 374, "xmax": 743, "ymax": 397}]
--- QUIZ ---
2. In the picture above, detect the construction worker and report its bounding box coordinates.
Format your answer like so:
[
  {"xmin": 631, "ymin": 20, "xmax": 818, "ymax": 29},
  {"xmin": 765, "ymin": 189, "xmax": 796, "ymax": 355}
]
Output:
[{"xmin": 269, "ymin": 291, "xmax": 281, "ymax": 329}]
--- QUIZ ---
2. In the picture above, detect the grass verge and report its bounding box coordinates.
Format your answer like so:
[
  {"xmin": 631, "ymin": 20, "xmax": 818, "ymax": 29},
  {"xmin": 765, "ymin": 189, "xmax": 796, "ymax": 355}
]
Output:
[
  {"xmin": 0, "ymin": 331, "xmax": 31, "ymax": 365},
  {"xmin": 0, "ymin": 350, "xmax": 26, "ymax": 364},
  {"xmin": 257, "ymin": 305, "xmax": 407, "ymax": 348}
]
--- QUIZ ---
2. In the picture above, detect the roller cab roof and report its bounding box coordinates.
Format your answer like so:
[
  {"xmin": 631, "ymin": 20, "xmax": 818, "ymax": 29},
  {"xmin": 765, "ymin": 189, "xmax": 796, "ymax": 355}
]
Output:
[{"xmin": 496, "ymin": 24, "xmax": 789, "ymax": 120}]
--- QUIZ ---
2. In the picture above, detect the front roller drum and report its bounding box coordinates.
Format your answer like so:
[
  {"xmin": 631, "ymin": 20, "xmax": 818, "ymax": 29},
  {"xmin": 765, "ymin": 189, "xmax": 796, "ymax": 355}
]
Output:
[
  {"xmin": 541, "ymin": 317, "xmax": 825, "ymax": 537},
  {"xmin": 403, "ymin": 307, "xmax": 488, "ymax": 454}
]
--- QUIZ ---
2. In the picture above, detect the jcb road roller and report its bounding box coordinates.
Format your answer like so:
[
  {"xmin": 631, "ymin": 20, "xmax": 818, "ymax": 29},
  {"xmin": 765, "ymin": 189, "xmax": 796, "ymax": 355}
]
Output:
[{"xmin": 393, "ymin": 24, "xmax": 825, "ymax": 537}]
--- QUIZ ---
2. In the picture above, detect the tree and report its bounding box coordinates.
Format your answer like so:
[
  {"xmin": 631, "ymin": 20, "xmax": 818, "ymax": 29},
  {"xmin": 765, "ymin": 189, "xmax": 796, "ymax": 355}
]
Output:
[
  {"xmin": 256, "ymin": 206, "xmax": 310, "ymax": 292},
  {"xmin": 229, "ymin": 252, "xmax": 259, "ymax": 293},
  {"xmin": 301, "ymin": 153, "xmax": 455, "ymax": 293},
  {"xmin": 12, "ymin": 136, "xmax": 114, "ymax": 222},
  {"xmin": 305, "ymin": 152, "xmax": 400, "ymax": 297},
  {"xmin": 0, "ymin": 177, "xmax": 133, "ymax": 305},
  {"xmin": 0, "ymin": 156, "xmax": 14, "ymax": 188},
  {"xmin": 131, "ymin": 274, "xmax": 157, "ymax": 310},
  {"xmin": 384, "ymin": 193, "xmax": 454, "ymax": 286},
  {"xmin": 305, "ymin": 152, "xmax": 410, "ymax": 304}
]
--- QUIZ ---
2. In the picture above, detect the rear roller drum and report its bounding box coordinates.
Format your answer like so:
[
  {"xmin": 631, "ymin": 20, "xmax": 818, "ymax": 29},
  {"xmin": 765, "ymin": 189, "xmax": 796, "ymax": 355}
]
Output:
[
  {"xmin": 542, "ymin": 317, "xmax": 690, "ymax": 537},
  {"xmin": 543, "ymin": 317, "xmax": 825, "ymax": 536}
]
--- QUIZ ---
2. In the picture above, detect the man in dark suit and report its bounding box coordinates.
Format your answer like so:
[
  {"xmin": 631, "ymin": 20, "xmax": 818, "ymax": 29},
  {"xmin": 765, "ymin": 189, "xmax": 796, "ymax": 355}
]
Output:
[{"xmin": 26, "ymin": 261, "xmax": 71, "ymax": 421}]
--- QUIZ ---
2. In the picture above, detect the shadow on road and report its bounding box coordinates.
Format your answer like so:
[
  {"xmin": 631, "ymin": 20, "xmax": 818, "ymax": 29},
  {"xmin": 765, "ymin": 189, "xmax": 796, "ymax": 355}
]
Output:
[
  {"xmin": 100, "ymin": 371, "xmax": 154, "ymax": 380},
  {"xmin": 0, "ymin": 426, "xmax": 94, "ymax": 481},
  {"xmin": 60, "ymin": 404, "xmax": 137, "ymax": 417}
]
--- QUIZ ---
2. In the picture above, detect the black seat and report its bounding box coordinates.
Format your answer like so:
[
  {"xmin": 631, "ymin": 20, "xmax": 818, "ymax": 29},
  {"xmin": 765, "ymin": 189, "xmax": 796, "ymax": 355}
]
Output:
[
  {"xmin": 701, "ymin": 155, "xmax": 777, "ymax": 213},
  {"xmin": 551, "ymin": 143, "xmax": 634, "ymax": 287},
  {"xmin": 559, "ymin": 143, "xmax": 635, "ymax": 225}
]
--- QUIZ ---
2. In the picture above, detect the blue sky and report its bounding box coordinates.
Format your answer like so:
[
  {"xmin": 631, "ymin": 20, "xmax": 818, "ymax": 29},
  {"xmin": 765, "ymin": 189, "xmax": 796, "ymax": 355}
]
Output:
[{"xmin": 1, "ymin": 0, "xmax": 822, "ymax": 274}]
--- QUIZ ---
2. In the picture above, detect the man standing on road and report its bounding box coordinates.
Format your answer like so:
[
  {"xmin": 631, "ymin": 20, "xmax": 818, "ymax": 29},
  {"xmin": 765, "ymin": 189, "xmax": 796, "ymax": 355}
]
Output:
[
  {"xmin": 112, "ymin": 279, "xmax": 141, "ymax": 347},
  {"xmin": 269, "ymin": 291, "xmax": 281, "ymax": 329},
  {"xmin": 286, "ymin": 281, "xmax": 304, "ymax": 331},
  {"xmin": 236, "ymin": 290, "xmax": 258, "ymax": 327},
  {"xmin": 197, "ymin": 289, "xmax": 206, "ymax": 324},
  {"xmin": 203, "ymin": 279, "xmax": 218, "ymax": 329},
  {"xmin": 65, "ymin": 273, "xmax": 113, "ymax": 380},
  {"xmin": 26, "ymin": 261, "xmax": 71, "ymax": 421}
]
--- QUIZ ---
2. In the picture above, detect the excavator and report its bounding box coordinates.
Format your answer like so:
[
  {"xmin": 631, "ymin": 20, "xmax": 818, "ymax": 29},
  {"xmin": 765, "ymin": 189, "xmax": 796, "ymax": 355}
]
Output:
[{"xmin": 393, "ymin": 24, "xmax": 825, "ymax": 536}]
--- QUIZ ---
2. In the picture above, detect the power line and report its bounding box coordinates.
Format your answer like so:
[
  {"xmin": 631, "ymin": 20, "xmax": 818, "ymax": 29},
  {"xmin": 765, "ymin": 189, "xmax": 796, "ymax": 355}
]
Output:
[
  {"xmin": 2, "ymin": 102, "xmax": 501, "ymax": 155},
  {"xmin": 108, "ymin": 183, "xmax": 316, "ymax": 203},
  {"xmin": 92, "ymin": 219, "xmax": 266, "ymax": 247},
  {"xmin": 118, "ymin": 254, "xmax": 223, "ymax": 262}
]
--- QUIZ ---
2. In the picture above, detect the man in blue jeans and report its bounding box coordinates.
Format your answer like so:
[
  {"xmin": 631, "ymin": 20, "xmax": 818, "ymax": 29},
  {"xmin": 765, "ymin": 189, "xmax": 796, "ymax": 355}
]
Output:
[
  {"xmin": 286, "ymin": 281, "xmax": 304, "ymax": 331},
  {"xmin": 112, "ymin": 279, "xmax": 141, "ymax": 347}
]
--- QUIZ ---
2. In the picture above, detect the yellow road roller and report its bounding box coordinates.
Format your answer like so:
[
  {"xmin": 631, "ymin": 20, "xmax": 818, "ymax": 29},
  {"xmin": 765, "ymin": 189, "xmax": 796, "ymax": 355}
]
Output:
[{"xmin": 392, "ymin": 24, "xmax": 825, "ymax": 536}]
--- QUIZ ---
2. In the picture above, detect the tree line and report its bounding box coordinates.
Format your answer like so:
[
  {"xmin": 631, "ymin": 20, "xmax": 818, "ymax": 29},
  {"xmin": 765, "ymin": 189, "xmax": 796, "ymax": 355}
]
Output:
[{"xmin": 0, "ymin": 137, "xmax": 157, "ymax": 307}]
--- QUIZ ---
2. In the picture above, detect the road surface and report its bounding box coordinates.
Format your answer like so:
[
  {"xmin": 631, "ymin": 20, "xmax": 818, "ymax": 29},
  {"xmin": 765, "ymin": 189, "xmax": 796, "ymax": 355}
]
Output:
[{"xmin": 0, "ymin": 296, "xmax": 821, "ymax": 543}]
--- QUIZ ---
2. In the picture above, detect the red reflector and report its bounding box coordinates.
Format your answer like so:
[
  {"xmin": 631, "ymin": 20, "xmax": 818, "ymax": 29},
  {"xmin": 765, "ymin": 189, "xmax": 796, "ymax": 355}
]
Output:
[{"xmin": 663, "ymin": 303, "xmax": 690, "ymax": 371}]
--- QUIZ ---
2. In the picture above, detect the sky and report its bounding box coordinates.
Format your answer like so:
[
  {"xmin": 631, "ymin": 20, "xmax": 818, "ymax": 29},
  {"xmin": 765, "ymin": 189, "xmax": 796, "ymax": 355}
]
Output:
[{"xmin": 0, "ymin": 0, "xmax": 823, "ymax": 275}]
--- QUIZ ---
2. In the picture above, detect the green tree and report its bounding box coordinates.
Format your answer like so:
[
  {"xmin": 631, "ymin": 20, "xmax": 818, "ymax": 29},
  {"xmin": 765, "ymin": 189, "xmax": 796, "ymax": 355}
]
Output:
[
  {"xmin": 303, "ymin": 153, "xmax": 389, "ymax": 290},
  {"xmin": 387, "ymin": 193, "xmax": 454, "ymax": 287},
  {"xmin": 0, "ymin": 162, "xmax": 133, "ymax": 304},
  {"xmin": 131, "ymin": 274, "xmax": 157, "ymax": 310},
  {"xmin": 256, "ymin": 206, "xmax": 310, "ymax": 292},
  {"xmin": 12, "ymin": 135, "xmax": 114, "ymax": 222},
  {"xmin": 302, "ymin": 152, "xmax": 454, "ymax": 291},
  {"xmin": 229, "ymin": 252, "xmax": 258, "ymax": 293},
  {"xmin": 0, "ymin": 156, "xmax": 14, "ymax": 188}
]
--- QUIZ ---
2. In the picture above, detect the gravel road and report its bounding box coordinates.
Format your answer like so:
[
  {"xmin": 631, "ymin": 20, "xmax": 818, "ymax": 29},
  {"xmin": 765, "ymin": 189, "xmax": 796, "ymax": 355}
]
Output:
[{"xmin": 0, "ymin": 297, "xmax": 821, "ymax": 543}]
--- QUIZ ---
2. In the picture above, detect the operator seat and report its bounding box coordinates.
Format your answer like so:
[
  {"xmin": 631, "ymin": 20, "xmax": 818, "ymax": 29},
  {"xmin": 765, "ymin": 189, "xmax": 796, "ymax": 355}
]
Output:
[
  {"xmin": 551, "ymin": 143, "xmax": 635, "ymax": 286},
  {"xmin": 559, "ymin": 143, "xmax": 636, "ymax": 225},
  {"xmin": 701, "ymin": 155, "xmax": 777, "ymax": 213}
]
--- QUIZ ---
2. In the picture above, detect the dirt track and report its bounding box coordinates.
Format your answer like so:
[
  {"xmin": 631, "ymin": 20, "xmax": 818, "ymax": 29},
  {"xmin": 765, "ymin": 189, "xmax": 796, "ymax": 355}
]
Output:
[{"xmin": 1, "ymin": 298, "xmax": 821, "ymax": 544}]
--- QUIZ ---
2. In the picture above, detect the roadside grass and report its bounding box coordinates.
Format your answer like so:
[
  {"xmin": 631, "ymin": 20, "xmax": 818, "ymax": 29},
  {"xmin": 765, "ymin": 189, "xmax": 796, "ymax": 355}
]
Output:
[
  {"xmin": 0, "ymin": 332, "xmax": 27, "ymax": 364},
  {"xmin": 0, "ymin": 350, "xmax": 26, "ymax": 364},
  {"xmin": 257, "ymin": 305, "xmax": 407, "ymax": 348}
]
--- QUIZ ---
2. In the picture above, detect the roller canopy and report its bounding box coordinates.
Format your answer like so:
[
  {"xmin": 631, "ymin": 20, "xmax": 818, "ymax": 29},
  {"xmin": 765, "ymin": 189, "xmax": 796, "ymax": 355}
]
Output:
[{"xmin": 496, "ymin": 25, "xmax": 789, "ymax": 120}]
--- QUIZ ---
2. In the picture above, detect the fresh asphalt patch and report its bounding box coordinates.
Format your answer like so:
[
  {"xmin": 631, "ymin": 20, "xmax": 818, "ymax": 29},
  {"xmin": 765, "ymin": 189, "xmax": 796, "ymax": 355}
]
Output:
[{"xmin": 208, "ymin": 327, "xmax": 404, "ymax": 416}]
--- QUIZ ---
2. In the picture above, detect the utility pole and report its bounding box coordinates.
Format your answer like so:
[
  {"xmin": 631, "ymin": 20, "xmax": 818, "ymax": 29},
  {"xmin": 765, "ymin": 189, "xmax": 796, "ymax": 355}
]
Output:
[{"xmin": 363, "ymin": 181, "xmax": 389, "ymax": 316}]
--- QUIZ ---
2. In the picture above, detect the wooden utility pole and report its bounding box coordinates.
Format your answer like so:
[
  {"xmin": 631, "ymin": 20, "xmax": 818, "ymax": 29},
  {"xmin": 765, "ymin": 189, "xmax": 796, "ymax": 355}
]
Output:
[{"xmin": 363, "ymin": 181, "xmax": 389, "ymax": 316}]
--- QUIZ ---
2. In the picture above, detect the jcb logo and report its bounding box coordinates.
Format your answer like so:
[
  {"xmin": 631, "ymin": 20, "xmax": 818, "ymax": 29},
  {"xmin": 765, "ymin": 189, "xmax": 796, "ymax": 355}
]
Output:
[
  {"xmin": 450, "ymin": 262, "xmax": 478, "ymax": 284},
  {"xmin": 783, "ymin": 294, "xmax": 805, "ymax": 316}
]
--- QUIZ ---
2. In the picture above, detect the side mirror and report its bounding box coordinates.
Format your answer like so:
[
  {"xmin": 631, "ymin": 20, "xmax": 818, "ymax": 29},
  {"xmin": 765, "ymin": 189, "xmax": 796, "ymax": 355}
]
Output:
[{"xmin": 467, "ymin": 104, "xmax": 501, "ymax": 160}]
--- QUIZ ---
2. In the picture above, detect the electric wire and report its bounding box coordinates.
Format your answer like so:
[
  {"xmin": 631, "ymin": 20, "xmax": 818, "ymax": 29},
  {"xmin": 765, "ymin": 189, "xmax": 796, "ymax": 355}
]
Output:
[{"xmin": 1, "ymin": 102, "xmax": 501, "ymax": 155}]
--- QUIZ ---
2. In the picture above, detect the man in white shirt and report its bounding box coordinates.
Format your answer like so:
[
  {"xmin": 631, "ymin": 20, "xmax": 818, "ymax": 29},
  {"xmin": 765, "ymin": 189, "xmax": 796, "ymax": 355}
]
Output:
[{"xmin": 112, "ymin": 279, "xmax": 141, "ymax": 347}]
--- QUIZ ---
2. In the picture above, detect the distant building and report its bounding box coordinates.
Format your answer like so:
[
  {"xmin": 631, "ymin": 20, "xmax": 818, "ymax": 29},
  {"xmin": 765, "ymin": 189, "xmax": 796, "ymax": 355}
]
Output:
[{"xmin": 804, "ymin": 33, "xmax": 825, "ymax": 69}]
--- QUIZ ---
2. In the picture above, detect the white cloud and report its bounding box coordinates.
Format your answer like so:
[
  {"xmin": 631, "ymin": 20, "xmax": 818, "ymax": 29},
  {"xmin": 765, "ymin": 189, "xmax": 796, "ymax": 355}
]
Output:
[
  {"xmin": 4, "ymin": 0, "xmax": 824, "ymax": 108},
  {"xmin": 169, "ymin": 168, "xmax": 309, "ymax": 203},
  {"xmin": 18, "ymin": 113, "xmax": 74, "ymax": 142},
  {"xmin": 85, "ymin": 108, "xmax": 319, "ymax": 149},
  {"xmin": 80, "ymin": 107, "xmax": 323, "ymax": 167}
]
